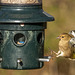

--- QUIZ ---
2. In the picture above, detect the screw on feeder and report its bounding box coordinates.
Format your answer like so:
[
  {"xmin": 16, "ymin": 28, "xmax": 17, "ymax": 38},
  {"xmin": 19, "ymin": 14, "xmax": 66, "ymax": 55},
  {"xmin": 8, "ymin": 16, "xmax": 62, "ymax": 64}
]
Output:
[
  {"xmin": 17, "ymin": 58, "xmax": 23, "ymax": 69},
  {"xmin": 20, "ymin": 24, "xmax": 25, "ymax": 27},
  {"xmin": 0, "ymin": 0, "xmax": 54, "ymax": 69}
]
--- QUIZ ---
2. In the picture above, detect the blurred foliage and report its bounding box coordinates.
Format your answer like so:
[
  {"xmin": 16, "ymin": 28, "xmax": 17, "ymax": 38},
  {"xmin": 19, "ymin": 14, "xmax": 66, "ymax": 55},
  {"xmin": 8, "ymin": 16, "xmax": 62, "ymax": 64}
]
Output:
[
  {"xmin": 0, "ymin": 0, "xmax": 75, "ymax": 75},
  {"xmin": 43, "ymin": 0, "xmax": 75, "ymax": 54}
]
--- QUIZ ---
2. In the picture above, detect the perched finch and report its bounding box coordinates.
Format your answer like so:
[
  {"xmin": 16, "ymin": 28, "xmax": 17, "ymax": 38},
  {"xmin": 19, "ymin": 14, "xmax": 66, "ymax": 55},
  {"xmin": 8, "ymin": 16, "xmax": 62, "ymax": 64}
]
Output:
[{"xmin": 56, "ymin": 33, "xmax": 74, "ymax": 58}]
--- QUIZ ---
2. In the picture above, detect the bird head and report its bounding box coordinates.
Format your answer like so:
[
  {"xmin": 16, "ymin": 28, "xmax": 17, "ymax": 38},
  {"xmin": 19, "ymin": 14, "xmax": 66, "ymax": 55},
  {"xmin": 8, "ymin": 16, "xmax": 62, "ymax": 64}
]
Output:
[{"xmin": 57, "ymin": 33, "xmax": 74, "ymax": 41}]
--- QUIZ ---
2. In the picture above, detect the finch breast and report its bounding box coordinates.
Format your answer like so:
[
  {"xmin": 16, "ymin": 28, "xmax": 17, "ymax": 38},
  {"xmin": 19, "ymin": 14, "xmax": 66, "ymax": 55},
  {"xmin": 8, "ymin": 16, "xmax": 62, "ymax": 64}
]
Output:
[
  {"xmin": 55, "ymin": 33, "xmax": 74, "ymax": 59},
  {"xmin": 59, "ymin": 38, "xmax": 72, "ymax": 57}
]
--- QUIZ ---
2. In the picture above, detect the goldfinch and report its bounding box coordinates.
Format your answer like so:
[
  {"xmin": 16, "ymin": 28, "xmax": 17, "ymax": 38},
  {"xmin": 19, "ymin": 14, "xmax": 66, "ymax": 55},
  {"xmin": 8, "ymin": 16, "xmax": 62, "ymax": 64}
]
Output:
[{"xmin": 56, "ymin": 33, "xmax": 74, "ymax": 58}]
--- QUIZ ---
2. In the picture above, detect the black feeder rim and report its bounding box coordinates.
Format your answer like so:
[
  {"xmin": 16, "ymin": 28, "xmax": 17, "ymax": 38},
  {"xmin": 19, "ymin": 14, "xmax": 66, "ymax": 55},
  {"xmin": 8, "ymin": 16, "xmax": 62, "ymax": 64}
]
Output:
[{"xmin": 0, "ymin": 5, "xmax": 55, "ymax": 23}]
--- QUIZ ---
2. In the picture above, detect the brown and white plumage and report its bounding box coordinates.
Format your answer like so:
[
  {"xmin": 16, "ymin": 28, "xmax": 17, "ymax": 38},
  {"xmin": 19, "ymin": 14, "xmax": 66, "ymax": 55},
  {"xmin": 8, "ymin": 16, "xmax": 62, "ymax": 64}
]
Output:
[{"xmin": 56, "ymin": 33, "xmax": 74, "ymax": 58}]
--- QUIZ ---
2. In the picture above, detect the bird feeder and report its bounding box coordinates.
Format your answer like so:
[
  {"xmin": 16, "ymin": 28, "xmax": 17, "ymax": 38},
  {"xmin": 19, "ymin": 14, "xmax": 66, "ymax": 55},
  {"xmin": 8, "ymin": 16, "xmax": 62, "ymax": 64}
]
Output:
[{"xmin": 0, "ymin": 0, "xmax": 54, "ymax": 70}]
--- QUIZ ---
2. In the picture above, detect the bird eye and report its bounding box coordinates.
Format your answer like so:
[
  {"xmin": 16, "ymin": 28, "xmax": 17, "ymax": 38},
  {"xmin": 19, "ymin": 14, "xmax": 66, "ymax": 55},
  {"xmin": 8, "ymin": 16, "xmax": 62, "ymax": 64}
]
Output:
[{"xmin": 62, "ymin": 36, "xmax": 64, "ymax": 38}]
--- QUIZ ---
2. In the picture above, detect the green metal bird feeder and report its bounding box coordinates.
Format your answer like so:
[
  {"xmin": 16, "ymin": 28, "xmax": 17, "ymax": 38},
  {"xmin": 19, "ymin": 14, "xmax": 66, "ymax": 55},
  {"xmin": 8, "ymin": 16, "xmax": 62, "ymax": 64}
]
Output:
[{"xmin": 0, "ymin": 0, "xmax": 54, "ymax": 70}]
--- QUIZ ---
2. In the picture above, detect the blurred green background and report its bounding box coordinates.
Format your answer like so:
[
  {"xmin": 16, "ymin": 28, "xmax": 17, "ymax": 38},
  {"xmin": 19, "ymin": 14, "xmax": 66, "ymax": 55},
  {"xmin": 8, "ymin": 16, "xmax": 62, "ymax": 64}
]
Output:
[{"xmin": 0, "ymin": 0, "xmax": 75, "ymax": 75}]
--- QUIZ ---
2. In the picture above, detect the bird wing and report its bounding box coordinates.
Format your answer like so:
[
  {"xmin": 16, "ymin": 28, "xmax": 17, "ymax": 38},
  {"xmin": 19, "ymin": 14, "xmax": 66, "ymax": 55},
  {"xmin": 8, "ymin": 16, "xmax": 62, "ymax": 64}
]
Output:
[
  {"xmin": 68, "ymin": 40, "xmax": 75, "ymax": 59},
  {"xmin": 69, "ymin": 39, "xmax": 75, "ymax": 52},
  {"xmin": 69, "ymin": 38, "xmax": 75, "ymax": 47}
]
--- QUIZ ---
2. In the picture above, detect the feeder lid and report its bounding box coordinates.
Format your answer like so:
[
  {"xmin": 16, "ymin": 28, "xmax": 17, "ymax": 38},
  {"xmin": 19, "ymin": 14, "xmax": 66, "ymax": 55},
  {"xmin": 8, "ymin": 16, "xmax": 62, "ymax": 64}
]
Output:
[{"xmin": 0, "ymin": 1, "xmax": 55, "ymax": 23}]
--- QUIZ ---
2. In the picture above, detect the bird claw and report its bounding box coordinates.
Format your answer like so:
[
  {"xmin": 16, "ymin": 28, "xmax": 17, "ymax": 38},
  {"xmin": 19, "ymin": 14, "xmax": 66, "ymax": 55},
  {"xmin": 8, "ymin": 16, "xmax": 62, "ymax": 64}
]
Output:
[{"xmin": 48, "ymin": 47, "xmax": 59, "ymax": 59}]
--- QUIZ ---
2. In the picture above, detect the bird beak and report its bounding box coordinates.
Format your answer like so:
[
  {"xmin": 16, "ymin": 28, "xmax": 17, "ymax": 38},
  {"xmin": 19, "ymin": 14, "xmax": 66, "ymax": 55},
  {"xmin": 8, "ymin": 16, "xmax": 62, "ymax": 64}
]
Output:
[{"xmin": 56, "ymin": 36, "xmax": 60, "ymax": 39}]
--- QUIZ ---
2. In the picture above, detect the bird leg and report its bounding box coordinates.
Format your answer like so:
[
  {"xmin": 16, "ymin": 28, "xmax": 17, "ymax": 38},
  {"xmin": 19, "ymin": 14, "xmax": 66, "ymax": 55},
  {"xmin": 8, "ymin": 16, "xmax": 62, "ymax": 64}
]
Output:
[
  {"xmin": 56, "ymin": 50, "xmax": 61, "ymax": 55},
  {"xmin": 48, "ymin": 48, "xmax": 58, "ymax": 56},
  {"xmin": 48, "ymin": 48, "xmax": 64, "ymax": 58},
  {"xmin": 56, "ymin": 51, "xmax": 64, "ymax": 57}
]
